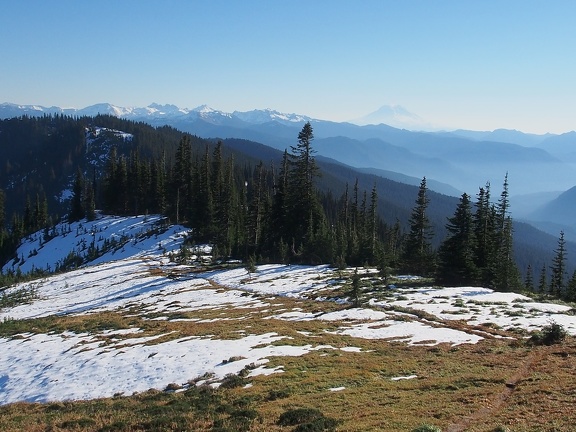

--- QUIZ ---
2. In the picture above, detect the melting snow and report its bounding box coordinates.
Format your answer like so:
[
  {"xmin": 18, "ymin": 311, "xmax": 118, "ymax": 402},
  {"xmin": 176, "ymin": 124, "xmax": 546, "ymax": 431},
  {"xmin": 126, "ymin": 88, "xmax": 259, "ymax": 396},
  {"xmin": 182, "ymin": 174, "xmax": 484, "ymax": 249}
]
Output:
[{"xmin": 1, "ymin": 215, "xmax": 576, "ymax": 405}]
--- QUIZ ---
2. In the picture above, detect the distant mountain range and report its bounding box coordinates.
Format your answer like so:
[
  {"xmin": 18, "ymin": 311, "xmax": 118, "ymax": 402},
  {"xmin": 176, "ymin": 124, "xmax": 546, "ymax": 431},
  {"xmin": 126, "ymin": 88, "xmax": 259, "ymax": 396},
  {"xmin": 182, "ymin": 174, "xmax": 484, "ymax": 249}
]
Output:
[
  {"xmin": 3, "ymin": 101, "xmax": 576, "ymax": 240},
  {"xmin": 1, "ymin": 107, "xmax": 575, "ymax": 274}
]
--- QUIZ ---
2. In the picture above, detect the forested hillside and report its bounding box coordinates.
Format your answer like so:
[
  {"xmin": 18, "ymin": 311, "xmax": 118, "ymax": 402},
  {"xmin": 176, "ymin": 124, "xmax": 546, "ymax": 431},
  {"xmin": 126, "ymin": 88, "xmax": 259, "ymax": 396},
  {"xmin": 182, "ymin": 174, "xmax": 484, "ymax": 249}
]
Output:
[{"xmin": 0, "ymin": 114, "xmax": 574, "ymax": 298}]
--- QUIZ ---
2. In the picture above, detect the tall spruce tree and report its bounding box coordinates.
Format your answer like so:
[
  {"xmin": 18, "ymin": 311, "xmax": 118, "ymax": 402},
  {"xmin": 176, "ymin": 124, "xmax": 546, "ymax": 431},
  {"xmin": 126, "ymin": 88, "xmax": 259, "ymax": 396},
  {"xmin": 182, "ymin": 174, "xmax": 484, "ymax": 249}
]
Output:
[
  {"xmin": 69, "ymin": 167, "xmax": 85, "ymax": 222},
  {"xmin": 286, "ymin": 122, "xmax": 323, "ymax": 259},
  {"xmin": 550, "ymin": 231, "xmax": 567, "ymax": 298},
  {"xmin": 493, "ymin": 174, "xmax": 521, "ymax": 291},
  {"xmin": 538, "ymin": 263, "xmax": 548, "ymax": 294},
  {"xmin": 473, "ymin": 184, "xmax": 496, "ymax": 286},
  {"xmin": 524, "ymin": 264, "xmax": 534, "ymax": 292},
  {"xmin": 401, "ymin": 177, "xmax": 435, "ymax": 276},
  {"xmin": 566, "ymin": 270, "xmax": 576, "ymax": 302},
  {"xmin": 437, "ymin": 193, "xmax": 478, "ymax": 285}
]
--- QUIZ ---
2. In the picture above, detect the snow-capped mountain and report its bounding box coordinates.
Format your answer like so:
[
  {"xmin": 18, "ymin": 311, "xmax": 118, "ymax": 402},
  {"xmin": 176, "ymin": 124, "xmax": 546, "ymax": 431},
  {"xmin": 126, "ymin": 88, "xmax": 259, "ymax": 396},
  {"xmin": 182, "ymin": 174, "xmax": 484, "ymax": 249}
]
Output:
[
  {"xmin": 350, "ymin": 104, "xmax": 434, "ymax": 130},
  {"xmin": 232, "ymin": 108, "xmax": 312, "ymax": 125},
  {"xmin": 0, "ymin": 102, "xmax": 310, "ymax": 127}
]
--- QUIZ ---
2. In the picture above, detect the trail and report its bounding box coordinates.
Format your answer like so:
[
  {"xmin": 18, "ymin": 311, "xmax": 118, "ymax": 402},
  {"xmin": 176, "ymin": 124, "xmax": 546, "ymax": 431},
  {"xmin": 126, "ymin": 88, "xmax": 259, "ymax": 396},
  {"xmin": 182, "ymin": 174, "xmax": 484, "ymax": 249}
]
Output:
[{"xmin": 445, "ymin": 346, "xmax": 547, "ymax": 432}]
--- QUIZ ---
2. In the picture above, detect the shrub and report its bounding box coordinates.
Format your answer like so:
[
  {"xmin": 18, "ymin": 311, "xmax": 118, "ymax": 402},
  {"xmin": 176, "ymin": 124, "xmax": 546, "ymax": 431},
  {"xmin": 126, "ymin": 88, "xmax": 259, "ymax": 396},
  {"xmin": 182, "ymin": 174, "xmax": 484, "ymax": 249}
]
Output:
[
  {"xmin": 294, "ymin": 417, "xmax": 338, "ymax": 432},
  {"xmin": 278, "ymin": 407, "xmax": 338, "ymax": 431},
  {"xmin": 59, "ymin": 418, "xmax": 96, "ymax": 428},
  {"xmin": 530, "ymin": 321, "xmax": 567, "ymax": 346},
  {"xmin": 266, "ymin": 388, "xmax": 291, "ymax": 401},
  {"xmin": 219, "ymin": 373, "xmax": 248, "ymax": 389},
  {"xmin": 213, "ymin": 408, "xmax": 258, "ymax": 432},
  {"xmin": 278, "ymin": 408, "xmax": 324, "ymax": 426},
  {"xmin": 413, "ymin": 425, "xmax": 442, "ymax": 432}
]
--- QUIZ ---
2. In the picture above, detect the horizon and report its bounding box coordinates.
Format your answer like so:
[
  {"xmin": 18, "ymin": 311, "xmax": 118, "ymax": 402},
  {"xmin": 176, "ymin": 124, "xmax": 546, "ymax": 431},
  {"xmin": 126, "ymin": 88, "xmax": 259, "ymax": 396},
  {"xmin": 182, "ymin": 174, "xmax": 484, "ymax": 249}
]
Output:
[
  {"xmin": 2, "ymin": 100, "xmax": 573, "ymax": 136},
  {"xmin": 1, "ymin": 1, "xmax": 575, "ymax": 134}
]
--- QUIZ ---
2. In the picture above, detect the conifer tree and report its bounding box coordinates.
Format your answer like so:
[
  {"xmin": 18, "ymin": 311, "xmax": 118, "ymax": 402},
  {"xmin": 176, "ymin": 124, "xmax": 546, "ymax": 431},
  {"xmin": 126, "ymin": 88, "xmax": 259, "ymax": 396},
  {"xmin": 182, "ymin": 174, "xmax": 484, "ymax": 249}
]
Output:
[
  {"xmin": 0, "ymin": 189, "xmax": 5, "ymax": 258},
  {"xmin": 524, "ymin": 264, "xmax": 534, "ymax": 292},
  {"xmin": 172, "ymin": 135, "xmax": 192, "ymax": 223},
  {"xmin": 269, "ymin": 150, "xmax": 290, "ymax": 254},
  {"xmin": 153, "ymin": 150, "xmax": 167, "ymax": 215},
  {"xmin": 473, "ymin": 184, "xmax": 496, "ymax": 286},
  {"xmin": 350, "ymin": 268, "xmax": 361, "ymax": 308},
  {"xmin": 286, "ymin": 122, "xmax": 323, "ymax": 260},
  {"xmin": 437, "ymin": 193, "xmax": 478, "ymax": 285},
  {"xmin": 401, "ymin": 177, "xmax": 435, "ymax": 276},
  {"xmin": 550, "ymin": 231, "xmax": 567, "ymax": 298},
  {"xmin": 195, "ymin": 144, "xmax": 215, "ymax": 239},
  {"xmin": 537, "ymin": 263, "xmax": 548, "ymax": 294},
  {"xmin": 69, "ymin": 167, "xmax": 85, "ymax": 222},
  {"xmin": 566, "ymin": 270, "xmax": 576, "ymax": 302},
  {"xmin": 0, "ymin": 189, "xmax": 5, "ymax": 233},
  {"xmin": 368, "ymin": 183, "xmax": 378, "ymax": 261},
  {"xmin": 493, "ymin": 174, "xmax": 521, "ymax": 291}
]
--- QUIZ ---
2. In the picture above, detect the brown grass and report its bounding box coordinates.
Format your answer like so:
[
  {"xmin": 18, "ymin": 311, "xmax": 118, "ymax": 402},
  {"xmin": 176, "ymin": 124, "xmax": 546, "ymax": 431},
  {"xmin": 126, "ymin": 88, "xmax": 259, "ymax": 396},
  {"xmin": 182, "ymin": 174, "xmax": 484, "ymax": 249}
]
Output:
[
  {"xmin": 2, "ymin": 270, "xmax": 576, "ymax": 431},
  {"xmin": 1, "ymin": 326, "xmax": 575, "ymax": 431}
]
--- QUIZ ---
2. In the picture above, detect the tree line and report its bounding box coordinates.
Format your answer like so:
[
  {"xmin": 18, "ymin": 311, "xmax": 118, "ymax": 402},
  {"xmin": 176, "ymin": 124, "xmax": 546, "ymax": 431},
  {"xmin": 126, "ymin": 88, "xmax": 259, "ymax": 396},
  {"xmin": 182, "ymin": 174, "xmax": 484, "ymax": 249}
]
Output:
[
  {"xmin": 1, "ymin": 118, "xmax": 574, "ymax": 300},
  {"xmin": 67, "ymin": 122, "xmax": 395, "ymax": 269}
]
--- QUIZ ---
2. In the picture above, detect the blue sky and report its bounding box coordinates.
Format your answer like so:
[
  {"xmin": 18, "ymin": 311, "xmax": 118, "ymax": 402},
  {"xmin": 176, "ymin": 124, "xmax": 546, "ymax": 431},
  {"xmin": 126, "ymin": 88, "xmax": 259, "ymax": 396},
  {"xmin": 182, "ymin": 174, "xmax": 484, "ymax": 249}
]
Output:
[{"xmin": 1, "ymin": 0, "xmax": 574, "ymax": 133}]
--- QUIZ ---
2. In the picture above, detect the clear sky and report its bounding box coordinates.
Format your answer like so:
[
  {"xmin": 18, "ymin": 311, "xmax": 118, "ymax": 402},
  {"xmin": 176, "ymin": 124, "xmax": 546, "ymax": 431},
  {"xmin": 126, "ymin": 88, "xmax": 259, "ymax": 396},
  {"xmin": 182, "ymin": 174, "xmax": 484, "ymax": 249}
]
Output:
[{"xmin": 1, "ymin": 0, "xmax": 574, "ymax": 134}]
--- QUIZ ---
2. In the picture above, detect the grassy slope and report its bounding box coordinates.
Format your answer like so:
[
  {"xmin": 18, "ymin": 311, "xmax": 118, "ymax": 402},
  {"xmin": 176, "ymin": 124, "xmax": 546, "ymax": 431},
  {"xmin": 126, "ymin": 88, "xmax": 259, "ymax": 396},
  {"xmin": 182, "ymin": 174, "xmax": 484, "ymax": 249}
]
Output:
[{"xmin": 1, "ymin": 273, "xmax": 575, "ymax": 432}]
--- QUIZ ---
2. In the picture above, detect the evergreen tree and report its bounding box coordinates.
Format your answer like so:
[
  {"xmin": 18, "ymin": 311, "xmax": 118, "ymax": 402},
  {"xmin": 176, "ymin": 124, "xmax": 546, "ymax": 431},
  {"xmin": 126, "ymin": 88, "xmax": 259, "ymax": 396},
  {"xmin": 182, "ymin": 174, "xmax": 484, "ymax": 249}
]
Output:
[
  {"xmin": 0, "ymin": 189, "xmax": 5, "ymax": 233},
  {"xmin": 437, "ymin": 193, "xmax": 478, "ymax": 285},
  {"xmin": 171, "ymin": 135, "xmax": 193, "ymax": 223},
  {"xmin": 550, "ymin": 231, "xmax": 567, "ymax": 298},
  {"xmin": 473, "ymin": 184, "xmax": 496, "ymax": 287},
  {"xmin": 566, "ymin": 270, "xmax": 576, "ymax": 302},
  {"xmin": 524, "ymin": 264, "xmax": 534, "ymax": 292},
  {"xmin": 269, "ymin": 150, "xmax": 290, "ymax": 255},
  {"xmin": 367, "ymin": 183, "xmax": 378, "ymax": 262},
  {"xmin": 401, "ymin": 177, "xmax": 435, "ymax": 276},
  {"xmin": 350, "ymin": 268, "xmax": 361, "ymax": 308},
  {"xmin": 0, "ymin": 189, "xmax": 6, "ymax": 260},
  {"xmin": 537, "ymin": 263, "xmax": 548, "ymax": 294},
  {"xmin": 195, "ymin": 144, "xmax": 215, "ymax": 239},
  {"xmin": 493, "ymin": 174, "xmax": 521, "ymax": 291},
  {"xmin": 69, "ymin": 167, "xmax": 85, "ymax": 222},
  {"xmin": 286, "ymin": 122, "xmax": 323, "ymax": 261}
]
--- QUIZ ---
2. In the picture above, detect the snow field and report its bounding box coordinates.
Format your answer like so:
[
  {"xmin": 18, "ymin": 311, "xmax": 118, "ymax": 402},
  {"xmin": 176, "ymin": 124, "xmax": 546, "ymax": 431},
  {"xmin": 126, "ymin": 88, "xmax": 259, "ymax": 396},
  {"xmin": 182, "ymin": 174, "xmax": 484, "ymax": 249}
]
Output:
[{"xmin": 1, "ymin": 215, "xmax": 575, "ymax": 405}]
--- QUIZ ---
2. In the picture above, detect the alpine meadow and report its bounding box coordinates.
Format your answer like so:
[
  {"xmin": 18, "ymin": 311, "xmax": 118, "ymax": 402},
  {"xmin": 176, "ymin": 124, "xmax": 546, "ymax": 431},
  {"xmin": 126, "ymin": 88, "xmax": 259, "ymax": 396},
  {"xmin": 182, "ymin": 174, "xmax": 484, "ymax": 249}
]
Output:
[{"xmin": 2, "ymin": 2, "xmax": 576, "ymax": 431}]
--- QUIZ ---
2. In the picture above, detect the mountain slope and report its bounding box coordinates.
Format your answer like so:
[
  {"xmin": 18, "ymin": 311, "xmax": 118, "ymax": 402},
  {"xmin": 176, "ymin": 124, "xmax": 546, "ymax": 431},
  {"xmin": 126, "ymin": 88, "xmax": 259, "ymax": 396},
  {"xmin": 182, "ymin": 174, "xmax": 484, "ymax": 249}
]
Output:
[
  {"xmin": 2, "ymin": 102, "xmax": 572, "ymax": 195},
  {"xmin": 2, "ymin": 213, "xmax": 576, "ymax": 409}
]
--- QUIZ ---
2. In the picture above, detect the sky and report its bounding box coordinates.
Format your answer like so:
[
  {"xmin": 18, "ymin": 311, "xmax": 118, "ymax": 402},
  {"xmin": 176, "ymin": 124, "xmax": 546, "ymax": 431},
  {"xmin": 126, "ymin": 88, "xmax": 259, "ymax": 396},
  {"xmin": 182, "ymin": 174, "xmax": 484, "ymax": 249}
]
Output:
[{"xmin": 1, "ymin": 0, "xmax": 575, "ymax": 134}]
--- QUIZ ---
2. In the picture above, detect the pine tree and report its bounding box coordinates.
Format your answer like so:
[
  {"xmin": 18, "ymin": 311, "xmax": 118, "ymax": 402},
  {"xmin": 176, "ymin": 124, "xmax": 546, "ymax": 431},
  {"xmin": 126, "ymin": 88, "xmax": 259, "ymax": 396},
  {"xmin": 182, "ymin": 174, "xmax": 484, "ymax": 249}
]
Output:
[
  {"xmin": 493, "ymin": 174, "xmax": 521, "ymax": 291},
  {"xmin": 537, "ymin": 263, "xmax": 548, "ymax": 294},
  {"xmin": 473, "ymin": 184, "xmax": 496, "ymax": 286},
  {"xmin": 172, "ymin": 135, "xmax": 193, "ymax": 223},
  {"xmin": 286, "ymin": 122, "xmax": 323, "ymax": 261},
  {"xmin": 195, "ymin": 144, "xmax": 215, "ymax": 239},
  {"xmin": 69, "ymin": 167, "xmax": 85, "ymax": 222},
  {"xmin": 550, "ymin": 231, "xmax": 567, "ymax": 298},
  {"xmin": 269, "ymin": 150, "xmax": 290, "ymax": 252},
  {"xmin": 524, "ymin": 264, "xmax": 534, "ymax": 292},
  {"xmin": 0, "ymin": 189, "xmax": 5, "ymax": 259},
  {"xmin": 0, "ymin": 189, "xmax": 5, "ymax": 233},
  {"xmin": 368, "ymin": 183, "xmax": 378, "ymax": 262},
  {"xmin": 401, "ymin": 177, "xmax": 435, "ymax": 276},
  {"xmin": 350, "ymin": 267, "xmax": 361, "ymax": 308},
  {"xmin": 437, "ymin": 193, "xmax": 478, "ymax": 285},
  {"xmin": 566, "ymin": 270, "xmax": 576, "ymax": 302}
]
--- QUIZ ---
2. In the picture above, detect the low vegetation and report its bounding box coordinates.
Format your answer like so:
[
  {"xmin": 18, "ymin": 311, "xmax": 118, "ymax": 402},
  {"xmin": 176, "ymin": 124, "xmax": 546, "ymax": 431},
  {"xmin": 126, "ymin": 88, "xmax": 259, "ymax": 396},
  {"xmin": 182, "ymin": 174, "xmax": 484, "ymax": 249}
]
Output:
[
  {"xmin": 0, "ymin": 335, "xmax": 574, "ymax": 431},
  {"xmin": 0, "ymin": 268, "xmax": 574, "ymax": 432}
]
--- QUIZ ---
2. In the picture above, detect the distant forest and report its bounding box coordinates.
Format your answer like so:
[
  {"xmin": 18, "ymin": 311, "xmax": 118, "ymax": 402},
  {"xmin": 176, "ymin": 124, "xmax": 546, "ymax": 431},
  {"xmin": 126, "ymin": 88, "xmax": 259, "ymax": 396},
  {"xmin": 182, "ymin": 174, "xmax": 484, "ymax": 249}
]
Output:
[{"xmin": 0, "ymin": 114, "xmax": 574, "ymax": 300}]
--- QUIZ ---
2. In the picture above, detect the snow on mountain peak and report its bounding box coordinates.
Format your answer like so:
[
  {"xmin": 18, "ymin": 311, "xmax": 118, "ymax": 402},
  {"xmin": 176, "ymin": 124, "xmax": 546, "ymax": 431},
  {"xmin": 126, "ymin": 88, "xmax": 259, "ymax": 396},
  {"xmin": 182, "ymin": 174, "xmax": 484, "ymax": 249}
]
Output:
[
  {"xmin": 233, "ymin": 108, "xmax": 311, "ymax": 124},
  {"xmin": 350, "ymin": 104, "xmax": 434, "ymax": 131}
]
